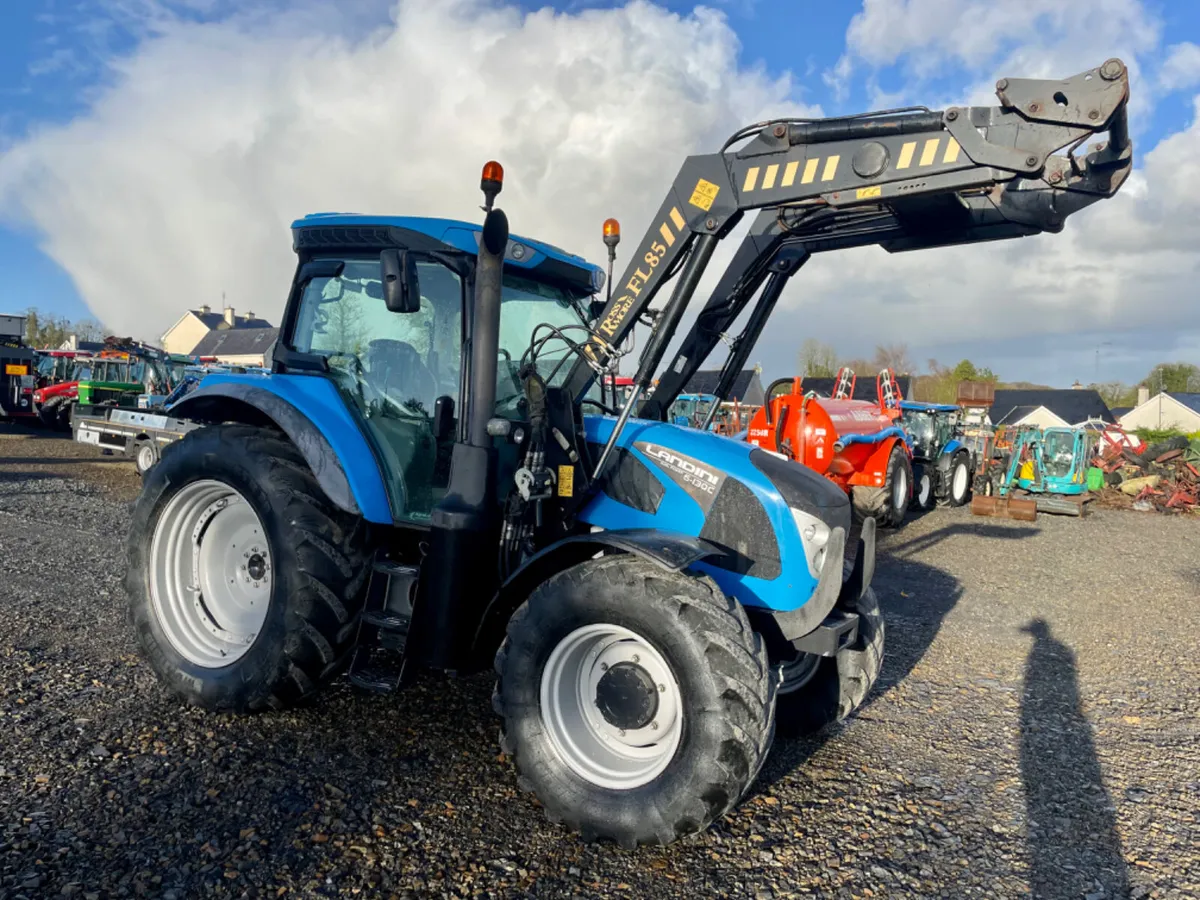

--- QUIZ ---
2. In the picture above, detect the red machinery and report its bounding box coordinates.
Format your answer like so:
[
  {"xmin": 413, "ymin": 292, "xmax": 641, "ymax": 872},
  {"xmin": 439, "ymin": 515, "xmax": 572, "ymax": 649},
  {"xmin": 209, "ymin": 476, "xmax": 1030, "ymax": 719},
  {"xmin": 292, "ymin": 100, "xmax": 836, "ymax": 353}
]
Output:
[{"xmin": 745, "ymin": 368, "xmax": 914, "ymax": 526}]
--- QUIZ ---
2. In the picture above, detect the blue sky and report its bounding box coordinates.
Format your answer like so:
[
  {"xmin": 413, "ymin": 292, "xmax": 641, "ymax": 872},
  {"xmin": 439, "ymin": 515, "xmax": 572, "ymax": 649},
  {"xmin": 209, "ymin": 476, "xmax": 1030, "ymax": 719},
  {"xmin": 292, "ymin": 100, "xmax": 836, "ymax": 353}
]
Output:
[{"xmin": 2, "ymin": 0, "xmax": 1199, "ymax": 386}]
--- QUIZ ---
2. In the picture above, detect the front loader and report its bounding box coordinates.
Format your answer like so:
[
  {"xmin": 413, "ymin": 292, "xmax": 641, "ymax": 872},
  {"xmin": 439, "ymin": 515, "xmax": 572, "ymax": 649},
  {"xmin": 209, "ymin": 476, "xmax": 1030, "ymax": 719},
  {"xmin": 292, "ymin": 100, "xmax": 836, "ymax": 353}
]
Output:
[{"xmin": 125, "ymin": 60, "xmax": 1131, "ymax": 848}]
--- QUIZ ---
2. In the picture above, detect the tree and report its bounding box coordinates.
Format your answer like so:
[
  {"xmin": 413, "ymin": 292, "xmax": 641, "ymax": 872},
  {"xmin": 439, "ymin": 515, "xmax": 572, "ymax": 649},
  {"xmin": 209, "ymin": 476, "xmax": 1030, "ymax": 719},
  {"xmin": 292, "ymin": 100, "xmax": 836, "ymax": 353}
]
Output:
[
  {"xmin": 797, "ymin": 338, "xmax": 838, "ymax": 377},
  {"xmin": 1089, "ymin": 381, "xmax": 1130, "ymax": 408},
  {"xmin": 1141, "ymin": 362, "xmax": 1200, "ymax": 394},
  {"xmin": 871, "ymin": 342, "xmax": 912, "ymax": 375},
  {"xmin": 951, "ymin": 359, "xmax": 997, "ymax": 383}
]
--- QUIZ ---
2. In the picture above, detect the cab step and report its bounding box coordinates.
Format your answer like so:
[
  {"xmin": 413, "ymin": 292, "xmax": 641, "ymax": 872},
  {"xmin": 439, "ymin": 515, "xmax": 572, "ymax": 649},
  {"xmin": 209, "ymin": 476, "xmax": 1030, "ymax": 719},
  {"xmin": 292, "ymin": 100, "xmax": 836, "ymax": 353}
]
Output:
[{"xmin": 347, "ymin": 558, "xmax": 420, "ymax": 693}]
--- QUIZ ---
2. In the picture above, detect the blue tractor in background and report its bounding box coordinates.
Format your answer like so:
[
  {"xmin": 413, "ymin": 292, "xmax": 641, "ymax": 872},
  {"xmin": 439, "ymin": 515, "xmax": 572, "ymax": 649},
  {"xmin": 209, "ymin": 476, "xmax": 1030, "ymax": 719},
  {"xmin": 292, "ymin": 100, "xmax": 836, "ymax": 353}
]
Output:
[
  {"xmin": 898, "ymin": 401, "xmax": 975, "ymax": 510},
  {"xmin": 124, "ymin": 62, "xmax": 1131, "ymax": 848}
]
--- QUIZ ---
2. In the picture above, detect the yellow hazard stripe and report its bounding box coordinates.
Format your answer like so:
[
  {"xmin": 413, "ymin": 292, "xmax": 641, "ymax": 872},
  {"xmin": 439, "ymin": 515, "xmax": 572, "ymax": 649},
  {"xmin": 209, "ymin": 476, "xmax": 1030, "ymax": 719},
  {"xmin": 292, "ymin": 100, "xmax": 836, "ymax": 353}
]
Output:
[
  {"xmin": 821, "ymin": 155, "xmax": 840, "ymax": 181},
  {"xmin": 782, "ymin": 160, "xmax": 799, "ymax": 186},
  {"xmin": 801, "ymin": 158, "xmax": 819, "ymax": 184},
  {"xmin": 762, "ymin": 164, "xmax": 779, "ymax": 190},
  {"xmin": 669, "ymin": 207, "xmax": 685, "ymax": 230},
  {"xmin": 943, "ymin": 137, "xmax": 961, "ymax": 163},
  {"xmin": 919, "ymin": 138, "xmax": 940, "ymax": 166},
  {"xmin": 659, "ymin": 222, "xmax": 675, "ymax": 247},
  {"xmin": 897, "ymin": 141, "xmax": 916, "ymax": 169},
  {"xmin": 743, "ymin": 167, "xmax": 760, "ymax": 192}
]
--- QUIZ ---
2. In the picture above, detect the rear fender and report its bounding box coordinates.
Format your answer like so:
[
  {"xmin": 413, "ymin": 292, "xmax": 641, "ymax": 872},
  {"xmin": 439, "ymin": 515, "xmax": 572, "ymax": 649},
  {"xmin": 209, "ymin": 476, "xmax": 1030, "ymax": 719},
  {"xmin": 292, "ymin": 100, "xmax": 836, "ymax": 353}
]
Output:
[
  {"xmin": 846, "ymin": 435, "xmax": 905, "ymax": 488},
  {"xmin": 469, "ymin": 529, "xmax": 723, "ymax": 668},
  {"xmin": 937, "ymin": 438, "xmax": 966, "ymax": 472},
  {"xmin": 168, "ymin": 376, "xmax": 392, "ymax": 524}
]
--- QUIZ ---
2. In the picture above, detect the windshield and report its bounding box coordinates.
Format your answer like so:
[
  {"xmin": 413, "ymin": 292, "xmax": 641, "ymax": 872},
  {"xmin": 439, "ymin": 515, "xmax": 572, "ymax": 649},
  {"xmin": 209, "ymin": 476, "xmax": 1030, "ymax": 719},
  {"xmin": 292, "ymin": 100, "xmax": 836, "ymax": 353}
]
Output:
[
  {"xmin": 1043, "ymin": 430, "xmax": 1076, "ymax": 478},
  {"xmin": 496, "ymin": 272, "xmax": 587, "ymax": 413}
]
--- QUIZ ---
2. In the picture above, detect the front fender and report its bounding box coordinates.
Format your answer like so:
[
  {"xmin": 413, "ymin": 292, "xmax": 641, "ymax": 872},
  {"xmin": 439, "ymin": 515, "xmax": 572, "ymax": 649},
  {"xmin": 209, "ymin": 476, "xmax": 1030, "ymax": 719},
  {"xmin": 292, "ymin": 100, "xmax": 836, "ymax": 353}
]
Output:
[
  {"xmin": 469, "ymin": 529, "xmax": 723, "ymax": 667},
  {"xmin": 169, "ymin": 374, "xmax": 393, "ymax": 524}
]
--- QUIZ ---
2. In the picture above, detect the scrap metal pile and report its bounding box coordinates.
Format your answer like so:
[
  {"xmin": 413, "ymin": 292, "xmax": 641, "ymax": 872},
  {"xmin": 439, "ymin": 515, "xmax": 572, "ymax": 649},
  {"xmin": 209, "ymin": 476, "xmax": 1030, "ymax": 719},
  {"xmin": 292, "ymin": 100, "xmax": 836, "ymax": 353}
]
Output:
[{"xmin": 1092, "ymin": 435, "xmax": 1200, "ymax": 514}]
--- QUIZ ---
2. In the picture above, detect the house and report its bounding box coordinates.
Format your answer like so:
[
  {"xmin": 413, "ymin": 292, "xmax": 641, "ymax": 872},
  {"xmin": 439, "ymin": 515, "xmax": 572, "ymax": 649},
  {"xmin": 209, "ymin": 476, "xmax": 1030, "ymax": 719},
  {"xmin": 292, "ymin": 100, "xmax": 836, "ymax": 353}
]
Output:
[
  {"xmin": 679, "ymin": 368, "xmax": 766, "ymax": 407},
  {"xmin": 161, "ymin": 304, "xmax": 273, "ymax": 356},
  {"xmin": 793, "ymin": 374, "xmax": 914, "ymax": 403},
  {"xmin": 190, "ymin": 327, "xmax": 279, "ymax": 367},
  {"xmin": 988, "ymin": 388, "xmax": 1115, "ymax": 428},
  {"xmin": 1118, "ymin": 388, "xmax": 1200, "ymax": 432}
]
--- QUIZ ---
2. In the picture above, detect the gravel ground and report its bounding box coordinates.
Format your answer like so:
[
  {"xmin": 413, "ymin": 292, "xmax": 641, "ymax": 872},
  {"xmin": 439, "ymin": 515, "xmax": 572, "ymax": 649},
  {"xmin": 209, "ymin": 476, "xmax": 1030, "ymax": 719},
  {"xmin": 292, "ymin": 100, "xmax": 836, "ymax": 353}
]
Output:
[{"xmin": 1, "ymin": 425, "xmax": 1197, "ymax": 899}]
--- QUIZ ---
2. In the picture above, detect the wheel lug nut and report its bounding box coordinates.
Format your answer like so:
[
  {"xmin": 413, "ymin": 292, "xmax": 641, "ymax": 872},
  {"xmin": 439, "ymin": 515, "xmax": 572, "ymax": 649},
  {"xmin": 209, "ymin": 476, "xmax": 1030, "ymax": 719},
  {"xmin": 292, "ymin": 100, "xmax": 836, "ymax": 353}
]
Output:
[
  {"xmin": 650, "ymin": 721, "xmax": 658, "ymax": 730},
  {"xmin": 619, "ymin": 729, "xmax": 626, "ymax": 737},
  {"xmin": 658, "ymin": 684, "xmax": 666, "ymax": 692},
  {"xmin": 631, "ymin": 654, "xmax": 640, "ymax": 664},
  {"xmin": 599, "ymin": 662, "xmax": 608, "ymax": 671}
]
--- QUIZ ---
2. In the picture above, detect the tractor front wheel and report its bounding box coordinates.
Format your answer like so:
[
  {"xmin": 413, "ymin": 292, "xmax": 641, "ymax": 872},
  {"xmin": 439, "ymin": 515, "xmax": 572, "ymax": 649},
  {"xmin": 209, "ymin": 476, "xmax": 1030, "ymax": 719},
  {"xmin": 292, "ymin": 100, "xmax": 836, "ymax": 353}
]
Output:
[
  {"xmin": 774, "ymin": 586, "xmax": 884, "ymax": 737},
  {"xmin": 852, "ymin": 442, "xmax": 912, "ymax": 528},
  {"xmin": 946, "ymin": 452, "xmax": 972, "ymax": 507},
  {"xmin": 493, "ymin": 555, "xmax": 776, "ymax": 848},
  {"xmin": 126, "ymin": 424, "xmax": 370, "ymax": 712},
  {"xmin": 912, "ymin": 467, "xmax": 935, "ymax": 511}
]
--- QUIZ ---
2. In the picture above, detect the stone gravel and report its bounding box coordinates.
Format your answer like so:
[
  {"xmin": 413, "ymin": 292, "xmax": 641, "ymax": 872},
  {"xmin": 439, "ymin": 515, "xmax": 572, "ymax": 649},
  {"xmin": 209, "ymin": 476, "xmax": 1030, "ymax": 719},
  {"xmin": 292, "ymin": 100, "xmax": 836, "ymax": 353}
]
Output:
[{"xmin": 1, "ymin": 426, "xmax": 1197, "ymax": 899}]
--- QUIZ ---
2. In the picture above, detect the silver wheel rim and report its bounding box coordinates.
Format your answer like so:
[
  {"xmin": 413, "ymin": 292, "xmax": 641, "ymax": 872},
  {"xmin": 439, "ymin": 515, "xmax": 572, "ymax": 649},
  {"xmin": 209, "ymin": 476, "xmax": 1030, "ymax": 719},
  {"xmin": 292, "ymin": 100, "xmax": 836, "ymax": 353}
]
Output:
[
  {"xmin": 953, "ymin": 462, "xmax": 969, "ymax": 499},
  {"xmin": 539, "ymin": 623, "xmax": 683, "ymax": 790},
  {"xmin": 137, "ymin": 444, "xmax": 155, "ymax": 472},
  {"xmin": 918, "ymin": 473, "xmax": 932, "ymax": 506},
  {"xmin": 777, "ymin": 653, "xmax": 820, "ymax": 695},
  {"xmin": 149, "ymin": 479, "xmax": 272, "ymax": 668},
  {"xmin": 894, "ymin": 465, "xmax": 908, "ymax": 511}
]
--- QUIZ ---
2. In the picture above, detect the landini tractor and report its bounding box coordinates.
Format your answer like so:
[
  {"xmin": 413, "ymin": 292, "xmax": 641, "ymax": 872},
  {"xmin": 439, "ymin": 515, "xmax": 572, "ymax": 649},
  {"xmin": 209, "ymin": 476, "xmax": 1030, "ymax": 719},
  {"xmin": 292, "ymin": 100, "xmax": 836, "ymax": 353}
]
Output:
[
  {"xmin": 897, "ymin": 400, "xmax": 975, "ymax": 510},
  {"xmin": 126, "ymin": 61, "xmax": 1132, "ymax": 847}
]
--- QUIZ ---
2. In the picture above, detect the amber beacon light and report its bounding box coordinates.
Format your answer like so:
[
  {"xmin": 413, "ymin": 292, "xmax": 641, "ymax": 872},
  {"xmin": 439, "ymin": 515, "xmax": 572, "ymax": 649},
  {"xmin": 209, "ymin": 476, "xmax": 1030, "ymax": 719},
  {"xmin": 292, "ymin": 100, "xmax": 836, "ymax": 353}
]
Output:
[{"xmin": 481, "ymin": 160, "xmax": 504, "ymax": 211}]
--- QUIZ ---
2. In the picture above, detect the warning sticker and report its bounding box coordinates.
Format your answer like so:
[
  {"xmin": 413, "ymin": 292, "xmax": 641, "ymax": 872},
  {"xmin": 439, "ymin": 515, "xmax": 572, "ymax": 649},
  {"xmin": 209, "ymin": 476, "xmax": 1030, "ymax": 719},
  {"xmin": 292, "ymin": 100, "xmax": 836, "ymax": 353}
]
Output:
[
  {"xmin": 4, "ymin": 364, "xmax": 28, "ymax": 376},
  {"xmin": 557, "ymin": 465, "xmax": 574, "ymax": 497},
  {"xmin": 856, "ymin": 185, "xmax": 882, "ymax": 199},
  {"xmin": 689, "ymin": 179, "xmax": 720, "ymax": 211}
]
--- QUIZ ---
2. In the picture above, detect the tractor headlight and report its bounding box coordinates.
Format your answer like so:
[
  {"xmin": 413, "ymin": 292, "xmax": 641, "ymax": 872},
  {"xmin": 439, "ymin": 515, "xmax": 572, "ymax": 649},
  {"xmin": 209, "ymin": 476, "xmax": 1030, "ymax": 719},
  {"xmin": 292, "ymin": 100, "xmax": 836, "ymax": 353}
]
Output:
[{"xmin": 790, "ymin": 506, "xmax": 832, "ymax": 578}]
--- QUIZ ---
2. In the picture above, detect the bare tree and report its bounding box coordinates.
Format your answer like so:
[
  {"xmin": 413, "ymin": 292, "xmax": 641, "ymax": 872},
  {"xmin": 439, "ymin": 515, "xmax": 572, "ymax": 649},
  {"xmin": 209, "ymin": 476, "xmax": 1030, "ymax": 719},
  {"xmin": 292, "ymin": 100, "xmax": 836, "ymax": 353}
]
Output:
[
  {"xmin": 797, "ymin": 338, "xmax": 839, "ymax": 377},
  {"xmin": 872, "ymin": 342, "xmax": 913, "ymax": 374}
]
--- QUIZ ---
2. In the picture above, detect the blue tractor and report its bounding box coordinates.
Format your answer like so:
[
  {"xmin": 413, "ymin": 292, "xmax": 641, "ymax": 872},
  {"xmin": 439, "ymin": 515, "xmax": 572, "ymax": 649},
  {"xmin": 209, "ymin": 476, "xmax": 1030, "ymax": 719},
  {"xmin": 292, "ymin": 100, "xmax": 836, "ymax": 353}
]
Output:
[
  {"xmin": 898, "ymin": 401, "xmax": 975, "ymax": 510},
  {"xmin": 125, "ymin": 62, "xmax": 1131, "ymax": 847}
]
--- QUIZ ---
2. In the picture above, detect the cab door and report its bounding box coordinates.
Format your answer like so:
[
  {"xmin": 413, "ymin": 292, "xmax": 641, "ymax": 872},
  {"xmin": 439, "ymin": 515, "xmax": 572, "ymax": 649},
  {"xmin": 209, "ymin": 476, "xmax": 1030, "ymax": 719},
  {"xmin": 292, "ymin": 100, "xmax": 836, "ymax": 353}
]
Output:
[{"xmin": 287, "ymin": 254, "xmax": 465, "ymax": 525}]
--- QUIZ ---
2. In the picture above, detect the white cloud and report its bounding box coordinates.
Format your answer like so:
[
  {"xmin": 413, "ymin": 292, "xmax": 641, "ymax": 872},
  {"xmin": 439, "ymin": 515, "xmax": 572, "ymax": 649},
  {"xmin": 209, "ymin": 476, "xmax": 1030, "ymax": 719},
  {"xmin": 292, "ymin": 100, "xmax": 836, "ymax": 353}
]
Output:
[
  {"xmin": 1160, "ymin": 42, "xmax": 1200, "ymax": 91},
  {"xmin": 0, "ymin": 0, "xmax": 814, "ymax": 340}
]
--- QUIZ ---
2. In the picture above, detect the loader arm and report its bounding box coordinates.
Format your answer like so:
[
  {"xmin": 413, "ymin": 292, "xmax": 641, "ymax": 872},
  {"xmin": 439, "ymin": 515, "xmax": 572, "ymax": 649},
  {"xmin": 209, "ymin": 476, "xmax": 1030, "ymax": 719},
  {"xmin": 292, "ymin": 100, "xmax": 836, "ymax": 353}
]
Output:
[{"xmin": 565, "ymin": 59, "xmax": 1132, "ymax": 422}]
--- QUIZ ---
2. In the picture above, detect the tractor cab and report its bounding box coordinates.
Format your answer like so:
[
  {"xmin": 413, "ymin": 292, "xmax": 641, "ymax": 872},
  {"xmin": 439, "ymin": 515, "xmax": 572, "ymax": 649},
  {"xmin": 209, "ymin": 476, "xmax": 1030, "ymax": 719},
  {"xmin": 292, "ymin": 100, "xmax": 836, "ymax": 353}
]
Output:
[
  {"xmin": 668, "ymin": 392, "xmax": 719, "ymax": 429},
  {"xmin": 255, "ymin": 213, "xmax": 605, "ymax": 525}
]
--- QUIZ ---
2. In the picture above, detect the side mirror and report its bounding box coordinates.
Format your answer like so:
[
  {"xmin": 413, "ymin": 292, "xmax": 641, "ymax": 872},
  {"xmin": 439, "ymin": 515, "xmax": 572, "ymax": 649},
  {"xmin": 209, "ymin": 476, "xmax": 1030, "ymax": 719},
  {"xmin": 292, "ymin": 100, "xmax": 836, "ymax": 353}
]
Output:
[
  {"xmin": 433, "ymin": 395, "xmax": 455, "ymax": 440},
  {"xmin": 381, "ymin": 249, "xmax": 421, "ymax": 313},
  {"xmin": 588, "ymin": 299, "xmax": 606, "ymax": 322}
]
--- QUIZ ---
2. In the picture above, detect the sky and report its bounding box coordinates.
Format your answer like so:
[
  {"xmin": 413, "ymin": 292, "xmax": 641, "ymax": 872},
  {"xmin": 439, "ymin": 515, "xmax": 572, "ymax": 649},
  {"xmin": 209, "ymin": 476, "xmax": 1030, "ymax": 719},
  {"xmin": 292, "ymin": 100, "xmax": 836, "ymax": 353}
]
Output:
[{"xmin": 1, "ymin": 0, "xmax": 1199, "ymax": 388}]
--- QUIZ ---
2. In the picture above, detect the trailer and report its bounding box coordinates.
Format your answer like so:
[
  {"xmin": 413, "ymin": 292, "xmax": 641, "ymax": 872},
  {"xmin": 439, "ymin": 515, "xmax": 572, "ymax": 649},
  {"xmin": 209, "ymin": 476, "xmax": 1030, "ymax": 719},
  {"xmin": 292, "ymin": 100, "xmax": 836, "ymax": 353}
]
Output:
[
  {"xmin": 1, "ymin": 314, "xmax": 39, "ymax": 420},
  {"xmin": 72, "ymin": 405, "xmax": 199, "ymax": 475}
]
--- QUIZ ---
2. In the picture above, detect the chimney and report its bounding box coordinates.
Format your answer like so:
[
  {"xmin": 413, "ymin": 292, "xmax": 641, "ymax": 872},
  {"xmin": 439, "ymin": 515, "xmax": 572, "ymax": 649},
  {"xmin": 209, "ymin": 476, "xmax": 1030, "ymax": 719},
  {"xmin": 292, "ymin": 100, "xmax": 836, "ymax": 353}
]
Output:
[
  {"xmin": 224, "ymin": 306, "xmax": 236, "ymax": 327},
  {"xmin": 245, "ymin": 310, "xmax": 255, "ymax": 321},
  {"xmin": 1137, "ymin": 386, "xmax": 1149, "ymax": 406},
  {"xmin": 1071, "ymin": 380, "xmax": 1084, "ymax": 390},
  {"xmin": 199, "ymin": 304, "xmax": 211, "ymax": 315}
]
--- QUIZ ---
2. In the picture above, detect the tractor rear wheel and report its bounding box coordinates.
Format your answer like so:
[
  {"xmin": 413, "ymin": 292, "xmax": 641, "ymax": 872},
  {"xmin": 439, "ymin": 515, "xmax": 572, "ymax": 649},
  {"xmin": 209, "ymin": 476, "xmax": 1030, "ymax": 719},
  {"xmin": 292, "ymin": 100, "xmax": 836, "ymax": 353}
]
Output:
[
  {"xmin": 946, "ymin": 452, "xmax": 972, "ymax": 507},
  {"xmin": 774, "ymin": 586, "xmax": 884, "ymax": 737},
  {"xmin": 126, "ymin": 424, "xmax": 370, "ymax": 712},
  {"xmin": 852, "ymin": 442, "xmax": 912, "ymax": 528},
  {"xmin": 493, "ymin": 555, "xmax": 776, "ymax": 848}
]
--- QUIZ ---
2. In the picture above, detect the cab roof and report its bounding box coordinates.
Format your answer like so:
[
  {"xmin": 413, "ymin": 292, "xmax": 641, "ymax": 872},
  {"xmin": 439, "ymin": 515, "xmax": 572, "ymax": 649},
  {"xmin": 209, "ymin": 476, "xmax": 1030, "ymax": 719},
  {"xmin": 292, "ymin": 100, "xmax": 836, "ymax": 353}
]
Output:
[
  {"xmin": 899, "ymin": 400, "xmax": 960, "ymax": 413},
  {"xmin": 291, "ymin": 213, "xmax": 604, "ymax": 295}
]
